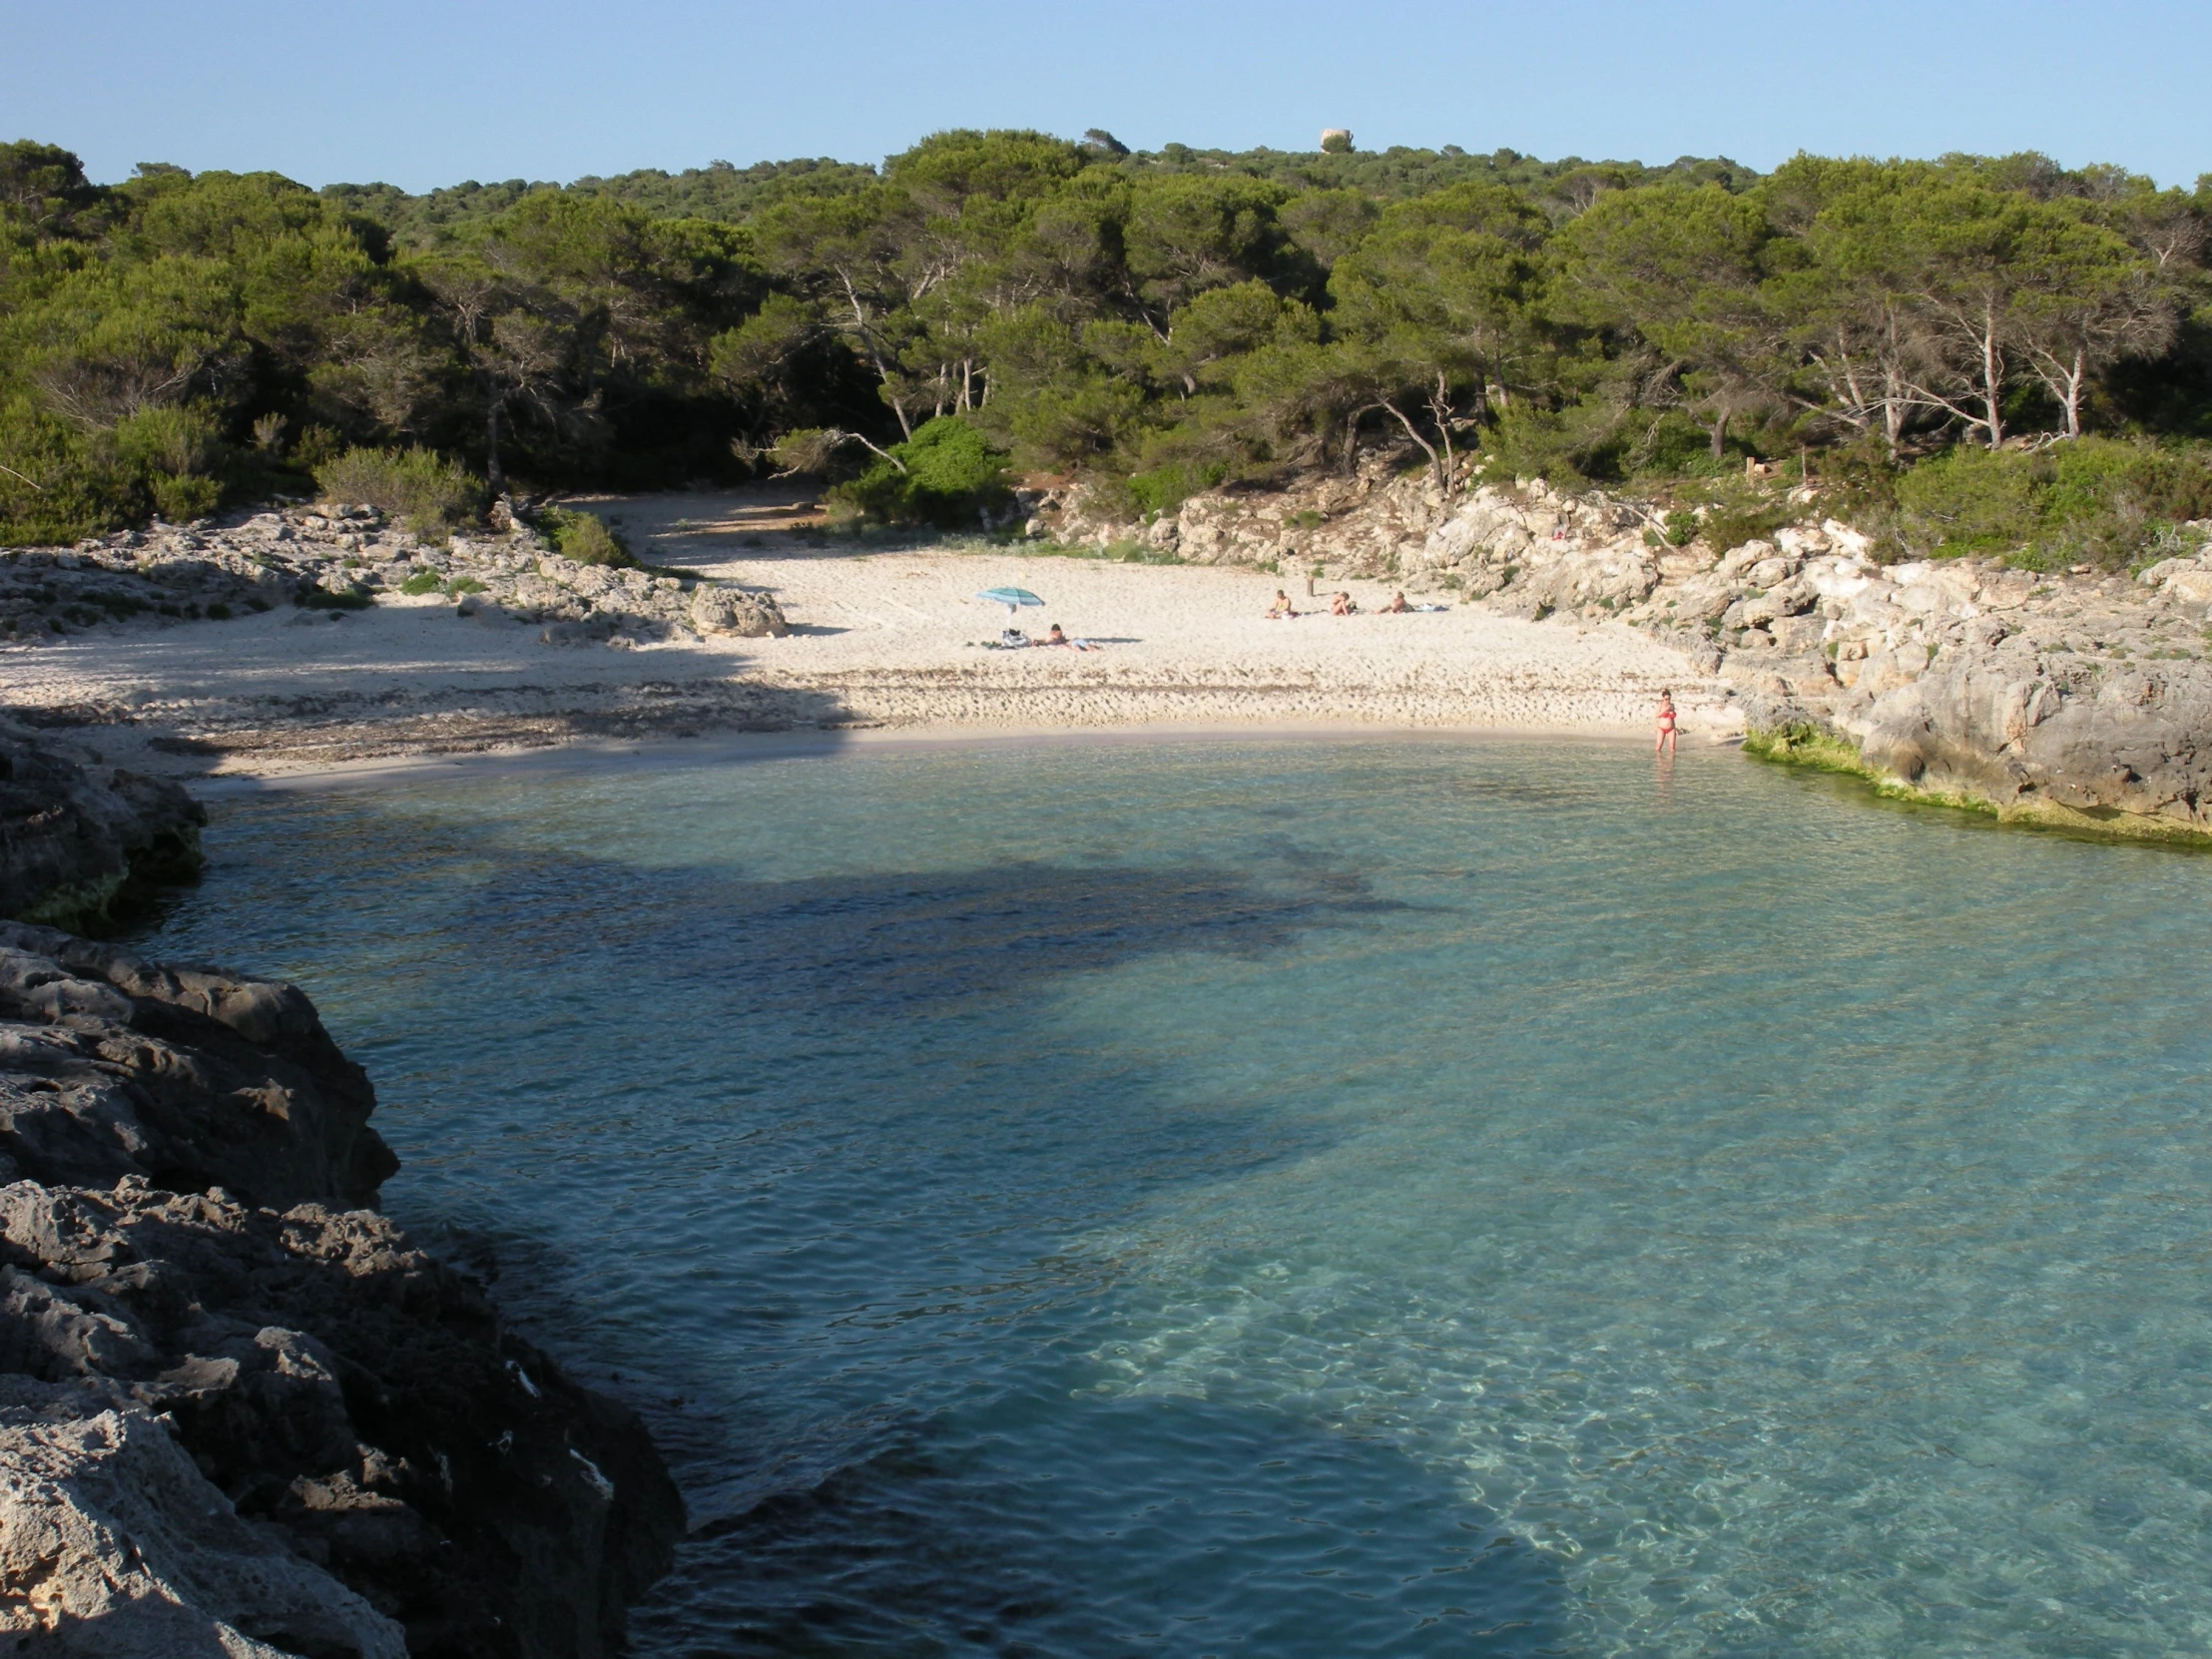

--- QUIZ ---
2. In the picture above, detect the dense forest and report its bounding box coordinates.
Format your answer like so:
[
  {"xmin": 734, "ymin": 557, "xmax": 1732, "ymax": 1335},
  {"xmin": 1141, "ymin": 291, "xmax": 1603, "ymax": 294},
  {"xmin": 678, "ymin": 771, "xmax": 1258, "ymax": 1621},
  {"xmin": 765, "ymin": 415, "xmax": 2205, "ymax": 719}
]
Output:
[{"xmin": 3, "ymin": 128, "xmax": 2210, "ymax": 564}]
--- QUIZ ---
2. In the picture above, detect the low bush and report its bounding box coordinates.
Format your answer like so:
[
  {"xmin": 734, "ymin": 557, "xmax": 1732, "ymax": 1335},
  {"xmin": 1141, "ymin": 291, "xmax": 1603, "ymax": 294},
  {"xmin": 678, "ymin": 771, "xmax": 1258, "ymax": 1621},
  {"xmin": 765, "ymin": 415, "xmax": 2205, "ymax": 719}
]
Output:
[
  {"xmin": 0, "ymin": 397, "xmax": 233, "ymax": 544},
  {"xmin": 1126, "ymin": 460, "xmax": 1228, "ymax": 520},
  {"xmin": 397, "ymin": 570, "xmax": 444, "ymax": 596},
  {"xmin": 312, "ymin": 447, "xmax": 482, "ymax": 538},
  {"xmin": 831, "ymin": 417, "xmax": 1011, "ymax": 528},
  {"xmin": 1893, "ymin": 438, "xmax": 2212, "ymax": 570},
  {"xmin": 1475, "ymin": 407, "xmax": 1592, "ymax": 487},
  {"xmin": 538, "ymin": 507, "xmax": 637, "ymax": 566},
  {"xmin": 297, "ymin": 583, "xmax": 373, "ymax": 611},
  {"xmin": 151, "ymin": 472, "xmax": 220, "ymax": 521},
  {"xmin": 1700, "ymin": 496, "xmax": 1791, "ymax": 554}
]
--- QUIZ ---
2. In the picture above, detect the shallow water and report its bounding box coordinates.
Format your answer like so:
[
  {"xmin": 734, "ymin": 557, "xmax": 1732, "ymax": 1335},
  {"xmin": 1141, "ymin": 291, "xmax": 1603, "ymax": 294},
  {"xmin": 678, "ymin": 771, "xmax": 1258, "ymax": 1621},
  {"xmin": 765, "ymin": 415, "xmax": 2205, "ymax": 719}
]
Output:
[{"xmin": 151, "ymin": 737, "xmax": 2212, "ymax": 1658}]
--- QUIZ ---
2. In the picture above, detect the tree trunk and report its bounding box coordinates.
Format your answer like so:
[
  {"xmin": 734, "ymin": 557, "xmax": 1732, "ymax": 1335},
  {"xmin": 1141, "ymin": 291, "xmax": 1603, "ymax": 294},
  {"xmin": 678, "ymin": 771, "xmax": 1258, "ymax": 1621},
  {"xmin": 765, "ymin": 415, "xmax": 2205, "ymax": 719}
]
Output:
[
  {"xmin": 844, "ymin": 430, "xmax": 908, "ymax": 476},
  {"xmin": 837, "ymin": 269, "xmax": 913, "ymax": 438},
  {"xmin": 1980, "ymin": 298, "xmax": 2004, "ymax": 448},
  {"xmin": 1708, "ymin": 409, "xmax": 1728, "ymax": 462},
  {"xmin": 485, "ymin": 396, "xmax": 504, "ymax": 495},
  {"xmin": 1381, "ymin": 398, "xmax": 1445, "ymax": 493},
  {"xmin": 1427, "ymin": 374, "xmax": 1456, "ymax": 488}
]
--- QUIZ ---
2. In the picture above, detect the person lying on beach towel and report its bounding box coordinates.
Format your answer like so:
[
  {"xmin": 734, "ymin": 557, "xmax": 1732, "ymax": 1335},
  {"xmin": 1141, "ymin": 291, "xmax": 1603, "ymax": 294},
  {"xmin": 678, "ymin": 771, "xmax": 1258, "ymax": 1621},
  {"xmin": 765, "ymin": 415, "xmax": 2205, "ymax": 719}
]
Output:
[
  {"xmin": 1037, "ymin": 623, "xmax": 1101, "ymax": 651},
  {"xmin": 1267, "ymin": 590, "xmax": 1299, "ymax": 619}
]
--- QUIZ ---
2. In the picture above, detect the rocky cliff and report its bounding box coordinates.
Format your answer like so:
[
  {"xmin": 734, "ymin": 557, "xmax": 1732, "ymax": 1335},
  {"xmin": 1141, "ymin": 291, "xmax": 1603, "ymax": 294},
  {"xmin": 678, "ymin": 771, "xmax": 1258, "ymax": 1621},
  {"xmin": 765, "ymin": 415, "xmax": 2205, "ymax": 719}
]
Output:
[
  {"xmin": 1038, "ymin": 462, "xmax": 2212, "ymax": 840},
  {"xmin": 0, "ymin": 747, "xmax": 685, "ymax": 1655}
]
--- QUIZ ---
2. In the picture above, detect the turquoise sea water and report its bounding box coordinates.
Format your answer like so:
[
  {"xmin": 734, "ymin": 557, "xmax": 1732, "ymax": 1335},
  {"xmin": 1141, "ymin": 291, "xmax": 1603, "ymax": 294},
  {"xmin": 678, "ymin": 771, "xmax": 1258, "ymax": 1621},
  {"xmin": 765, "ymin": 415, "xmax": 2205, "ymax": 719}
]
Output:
[{"xmin": 149, "ymin": 737, "xmax": 2212, "ymax": 1658}]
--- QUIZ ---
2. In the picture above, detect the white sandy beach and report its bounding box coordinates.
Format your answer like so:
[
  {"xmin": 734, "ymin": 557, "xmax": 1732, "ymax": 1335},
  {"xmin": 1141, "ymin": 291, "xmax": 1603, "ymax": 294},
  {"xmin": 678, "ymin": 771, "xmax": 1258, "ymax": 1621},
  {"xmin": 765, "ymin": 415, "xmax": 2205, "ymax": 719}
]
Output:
[{"xmin": 0, "ymin": 489, "xmax": 1735, "ymax": 776}]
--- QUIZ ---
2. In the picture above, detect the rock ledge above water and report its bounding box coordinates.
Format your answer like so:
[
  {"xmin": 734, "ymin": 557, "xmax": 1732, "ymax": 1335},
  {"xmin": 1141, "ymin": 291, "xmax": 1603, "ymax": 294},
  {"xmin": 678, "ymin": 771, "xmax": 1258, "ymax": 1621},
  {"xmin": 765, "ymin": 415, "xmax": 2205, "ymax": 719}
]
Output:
[{"xmin": 0, "ymin": 911, "xmax": 686, "ymax": 1655}]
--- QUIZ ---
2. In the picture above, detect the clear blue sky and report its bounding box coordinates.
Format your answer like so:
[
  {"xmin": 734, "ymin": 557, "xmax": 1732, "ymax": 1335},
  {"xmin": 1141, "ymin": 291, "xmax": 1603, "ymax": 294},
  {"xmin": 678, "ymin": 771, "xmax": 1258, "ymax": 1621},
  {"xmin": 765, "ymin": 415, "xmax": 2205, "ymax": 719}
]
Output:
[{"xmin": 15, "ymin": 0, "xmax": 2210, "ymax": 191}]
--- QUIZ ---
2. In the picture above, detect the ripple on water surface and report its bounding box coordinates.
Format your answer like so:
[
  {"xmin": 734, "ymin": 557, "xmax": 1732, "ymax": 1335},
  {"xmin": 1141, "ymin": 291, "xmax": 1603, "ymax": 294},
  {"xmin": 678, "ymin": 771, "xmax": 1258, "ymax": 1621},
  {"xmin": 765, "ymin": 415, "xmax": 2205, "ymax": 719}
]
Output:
[{"xmin": 152, "ymin": 738, "xmax": 2212, "ymax": 1657}]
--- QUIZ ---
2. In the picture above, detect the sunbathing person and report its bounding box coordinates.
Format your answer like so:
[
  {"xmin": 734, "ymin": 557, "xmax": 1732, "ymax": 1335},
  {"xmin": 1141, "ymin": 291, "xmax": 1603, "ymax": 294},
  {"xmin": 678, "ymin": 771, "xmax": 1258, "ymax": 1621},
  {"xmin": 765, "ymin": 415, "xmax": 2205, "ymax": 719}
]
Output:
[
  {"xmin": 1267, "ymin": 590, "xmax": 1299, "ymax": 619},
  {"xmin": 1330, "ymin": 591, "xmax": 1358, "ymax": 616},
  {"xmin": 1038, "ymin": 623, "xmax": 1100, "ymax": 651},
  {"xmin": 1378, "ymin": 590, "xmax": 1410, "ymax": 613}
]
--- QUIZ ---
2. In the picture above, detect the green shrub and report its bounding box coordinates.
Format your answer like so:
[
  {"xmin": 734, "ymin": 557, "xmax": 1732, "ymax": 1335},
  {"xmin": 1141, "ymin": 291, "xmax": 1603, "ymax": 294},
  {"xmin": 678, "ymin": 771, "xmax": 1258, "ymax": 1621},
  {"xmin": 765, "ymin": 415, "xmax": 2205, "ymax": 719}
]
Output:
[
  {"xmin": 446, "ymin": 575, "xmax": 486, "ymax": 596},
  {"xmin": 1476, "ymin": 408, "xmax": 1590, "ymax": 487},
  {"xmin": 313, "ymin": 446, "xmax": 482, "ymax": 538},
  {"xmin": 1701, "ymin": 498, "xmax": 1790, "ymax": 553},
  {"xmin": 150, "ymin": 472, "xmax": 220, "ymax": 521},
  {"xmin": 1126, "ymin": 460, "xmax": 1227, "ymax": 519},
  {"xmin": 0, "ymin": 399, "xmax": 235, "ymax": 544},
  {"xmin": 1622, "ymin": 411, "xmax": 1733, "ymax": 478},
  {"xmin": 398, "ymin": 570, "xmax": 444, "ymax": 595},
  {"xmin": 831, "ymin": 417, "xmax": 1011, "ymax": 528},
  {"xmin": 1894, "ymin": 447, "xmax": 2043, "ymax": 558},
  {"xmin": 539, "ymin": 507, "xmax": 637, "ymax": 566},
  {"xmin": 1894, "ymin": 439, "xmax": 2212, "ymax": 570}
]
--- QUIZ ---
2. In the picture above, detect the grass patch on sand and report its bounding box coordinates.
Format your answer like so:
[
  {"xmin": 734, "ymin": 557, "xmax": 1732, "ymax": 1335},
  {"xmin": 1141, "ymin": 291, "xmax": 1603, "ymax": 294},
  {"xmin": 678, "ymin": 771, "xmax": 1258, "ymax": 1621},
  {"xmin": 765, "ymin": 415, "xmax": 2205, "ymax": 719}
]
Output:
[{"xmin": 296, "ymin": 583, "xmax": 374, "ymax": 612}]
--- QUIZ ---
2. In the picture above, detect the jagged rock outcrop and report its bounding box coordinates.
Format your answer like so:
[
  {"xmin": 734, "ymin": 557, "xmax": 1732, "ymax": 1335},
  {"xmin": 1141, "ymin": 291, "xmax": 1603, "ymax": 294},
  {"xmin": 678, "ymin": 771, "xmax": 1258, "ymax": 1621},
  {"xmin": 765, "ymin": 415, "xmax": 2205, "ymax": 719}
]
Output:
[
  {"xmin": 1035, "ymin": 461, "xmax": 2212, "ymax": 838},
  {"xmin": 0, "ymin": 715, "xmax": 205, "ymax": 931},
  {"xmin": 0, "ymin": 923, "xmax": 685, "ymax": 1656},
  {"xmin": 0, "ymin": 1375, "xmax": 405, "ymax": 1657}
]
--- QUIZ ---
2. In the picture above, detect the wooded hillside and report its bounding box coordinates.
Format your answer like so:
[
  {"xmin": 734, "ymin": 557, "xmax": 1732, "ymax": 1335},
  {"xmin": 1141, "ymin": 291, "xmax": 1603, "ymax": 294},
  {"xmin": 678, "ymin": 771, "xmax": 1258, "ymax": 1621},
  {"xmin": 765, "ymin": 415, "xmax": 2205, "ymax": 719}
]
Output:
[{"xmin": 3, "ymin": 130, "xmax": 2207, "ymax": 564}]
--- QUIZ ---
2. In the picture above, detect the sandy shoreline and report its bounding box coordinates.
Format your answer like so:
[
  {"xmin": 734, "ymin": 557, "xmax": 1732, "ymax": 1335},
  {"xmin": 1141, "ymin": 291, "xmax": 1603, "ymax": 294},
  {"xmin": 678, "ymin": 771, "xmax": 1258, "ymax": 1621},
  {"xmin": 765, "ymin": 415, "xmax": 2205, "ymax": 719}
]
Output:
[
  {"xmin": 199, "ymin": 719, "xmax": 1700, "ymax": 798},
  {"xmin": 0, "ymin": 488, "xmax": 1737, "ymax": 780}
]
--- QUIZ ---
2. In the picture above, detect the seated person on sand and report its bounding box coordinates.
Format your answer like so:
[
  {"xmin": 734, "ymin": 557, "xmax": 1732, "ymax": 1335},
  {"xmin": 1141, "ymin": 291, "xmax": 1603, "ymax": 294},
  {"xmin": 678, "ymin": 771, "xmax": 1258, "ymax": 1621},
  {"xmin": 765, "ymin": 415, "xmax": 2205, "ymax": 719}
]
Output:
[
  {"xmin": 1267, "ymin": 590, "xmax": 1300, "ymax": 619},
  {"xmin": 1330, "ymin": 591, "xmax": 1358, "ymax": 616},
  {"xmin": 1038, "ymin": 623, "xmax": 1100, "ymax": 651},
  {"xmin": 1378, "ymin": 590, "xmax": 1410, "ymax": 614}
]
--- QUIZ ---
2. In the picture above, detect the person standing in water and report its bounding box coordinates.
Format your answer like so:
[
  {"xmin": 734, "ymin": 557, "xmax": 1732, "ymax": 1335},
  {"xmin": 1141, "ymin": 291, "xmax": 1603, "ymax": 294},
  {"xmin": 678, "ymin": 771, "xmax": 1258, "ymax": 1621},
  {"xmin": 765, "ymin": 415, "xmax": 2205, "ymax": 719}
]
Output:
[{"xmin": 1655, "ymin": 690, "xmax": 1679, "ymax": 755}]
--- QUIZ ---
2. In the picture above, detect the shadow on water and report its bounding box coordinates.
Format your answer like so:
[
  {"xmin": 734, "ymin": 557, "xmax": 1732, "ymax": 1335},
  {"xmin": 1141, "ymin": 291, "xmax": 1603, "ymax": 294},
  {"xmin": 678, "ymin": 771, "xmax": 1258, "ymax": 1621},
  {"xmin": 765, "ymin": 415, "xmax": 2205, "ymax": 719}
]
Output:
[
  {"xmin": 343, "ymin": 828, "xmax": 1413, "ymax": 1026},
  {"xmin": 149, "ymin": 802, "xmax": 1543, "ymax": 1654},
  {"xmin": 642, "ymin": 1391, "xmax": 1567, "ymax": 1658}
]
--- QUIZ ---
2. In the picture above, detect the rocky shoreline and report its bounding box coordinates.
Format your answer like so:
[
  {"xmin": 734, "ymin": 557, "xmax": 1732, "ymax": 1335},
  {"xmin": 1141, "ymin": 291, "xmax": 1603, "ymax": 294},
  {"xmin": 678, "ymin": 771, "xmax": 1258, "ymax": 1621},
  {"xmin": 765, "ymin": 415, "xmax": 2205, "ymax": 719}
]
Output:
[
  {"xmin": 1039, "ymin": 462, "xmax": 2212, "ymax": 842},
  {"xmin": 0, "ymin": 724, "xmax": 684, "ymax": 1654}
]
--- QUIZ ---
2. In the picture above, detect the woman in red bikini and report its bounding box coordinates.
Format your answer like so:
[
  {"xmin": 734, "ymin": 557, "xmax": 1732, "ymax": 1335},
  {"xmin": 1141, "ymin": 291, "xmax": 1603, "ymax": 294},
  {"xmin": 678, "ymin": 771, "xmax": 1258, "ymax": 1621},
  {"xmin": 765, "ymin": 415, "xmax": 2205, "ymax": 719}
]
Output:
[{"xmin": 1655, "ymin": 690, "xmax": 1678, "ymax": 755}]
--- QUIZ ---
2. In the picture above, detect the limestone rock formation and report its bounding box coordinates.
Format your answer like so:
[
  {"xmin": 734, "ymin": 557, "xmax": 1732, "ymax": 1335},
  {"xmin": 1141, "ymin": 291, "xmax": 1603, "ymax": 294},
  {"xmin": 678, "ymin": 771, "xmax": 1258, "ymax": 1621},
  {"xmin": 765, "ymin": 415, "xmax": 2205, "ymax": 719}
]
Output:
[
  {"xmin": 0, "ymin": 923, "xmax": 685, "ymax": 1656},
  {"xmin": 2, "ymin": 501, "xmax": 785, "ymax": 654},
  {"xmin": 0, "ymin": 1375, "xmax": 406, "ymax": 1657},
  {"xmin": 0, "ymin": 922, "xmax": 395, "ymax": 1208},
  {"xmin": 688, "ymin": 584, "xmax": 790, "ymax": 638},
  {"xmin": 1033, "ymin": 462, "xmax": 2212, "ymax": 838},
  {"xmin": 0, "ymin": 717, "xmax": 205, "ymax": 931}
]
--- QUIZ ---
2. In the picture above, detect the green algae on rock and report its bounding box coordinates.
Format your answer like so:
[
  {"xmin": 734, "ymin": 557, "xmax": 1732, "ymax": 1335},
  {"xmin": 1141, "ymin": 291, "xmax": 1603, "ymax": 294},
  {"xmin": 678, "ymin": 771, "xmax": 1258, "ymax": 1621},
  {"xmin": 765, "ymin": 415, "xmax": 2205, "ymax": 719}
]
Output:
[{"xmin": 1744, "ymin": 721, "xmax": 2212, "ymax": 847}]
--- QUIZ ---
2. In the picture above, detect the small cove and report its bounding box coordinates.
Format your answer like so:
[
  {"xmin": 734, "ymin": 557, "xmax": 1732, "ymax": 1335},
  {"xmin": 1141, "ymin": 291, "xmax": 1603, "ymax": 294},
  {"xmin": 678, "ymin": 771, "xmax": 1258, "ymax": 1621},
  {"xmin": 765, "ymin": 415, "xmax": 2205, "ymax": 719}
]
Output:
[{"xmin": 151, "ymin": 736, "xmax": 2212, "ymax": 1657}]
